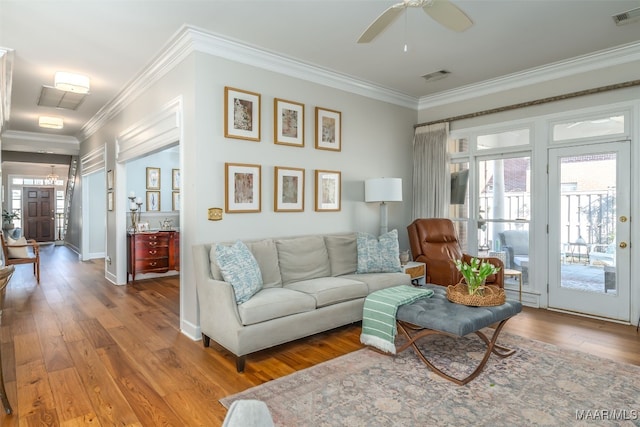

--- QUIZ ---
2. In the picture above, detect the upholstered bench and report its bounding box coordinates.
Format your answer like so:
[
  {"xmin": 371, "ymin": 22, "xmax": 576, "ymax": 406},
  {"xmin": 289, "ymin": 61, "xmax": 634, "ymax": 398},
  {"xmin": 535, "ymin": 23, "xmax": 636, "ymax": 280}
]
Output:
[{"xmin": 395, "ymin": 284, "xmax": 522, "ymax": 385}]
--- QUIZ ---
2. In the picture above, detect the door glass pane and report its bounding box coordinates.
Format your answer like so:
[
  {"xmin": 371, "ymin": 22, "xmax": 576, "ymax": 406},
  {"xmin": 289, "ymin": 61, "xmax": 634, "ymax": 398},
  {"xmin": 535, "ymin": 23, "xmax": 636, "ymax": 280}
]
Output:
[
  {"xmin": 559, "ymin": 153, "xmax": 616, "ymax": 294},
  {"xmin": 477, "ymin": 156, "xmax": 531, "ymax": 287},
  {"xmin": 449, "ymin": 162, "xmax": 470, "ymax": 254}
]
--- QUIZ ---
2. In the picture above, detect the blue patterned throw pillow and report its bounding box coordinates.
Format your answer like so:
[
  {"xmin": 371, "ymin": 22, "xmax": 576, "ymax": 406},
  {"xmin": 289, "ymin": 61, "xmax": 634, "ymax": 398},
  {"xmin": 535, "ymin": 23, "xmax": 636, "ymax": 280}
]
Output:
[
  {"xmin": 215, "ymin": 241, "xmax": 263, "ymax": 304},
  {"xmin": 356, "ymin": 229, "xmax": 401, "ymax": 273}
]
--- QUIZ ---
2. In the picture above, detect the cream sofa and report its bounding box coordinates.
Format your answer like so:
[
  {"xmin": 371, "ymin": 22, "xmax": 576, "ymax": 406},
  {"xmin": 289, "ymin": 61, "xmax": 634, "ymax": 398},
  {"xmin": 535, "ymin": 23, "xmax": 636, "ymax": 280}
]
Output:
[{"xmin": 192, "ymin": 232, "xmax": 410, "ymax": 372}]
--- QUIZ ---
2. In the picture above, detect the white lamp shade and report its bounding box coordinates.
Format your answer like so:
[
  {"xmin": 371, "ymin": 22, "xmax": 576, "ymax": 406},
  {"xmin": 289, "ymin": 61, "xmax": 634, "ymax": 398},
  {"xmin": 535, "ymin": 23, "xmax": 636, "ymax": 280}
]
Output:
[
  {"xmin": 365, "ymin": 178, "xmax": 402, "ymax": 202},
  {"xmin": 54, "ymin": 71, "xmax": 91, "ymax": 94}
]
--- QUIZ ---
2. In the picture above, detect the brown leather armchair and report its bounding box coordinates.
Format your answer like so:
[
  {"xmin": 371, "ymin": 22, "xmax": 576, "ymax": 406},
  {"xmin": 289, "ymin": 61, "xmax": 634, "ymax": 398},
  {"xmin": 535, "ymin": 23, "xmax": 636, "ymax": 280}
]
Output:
[{"xmin": 407, "ymin": 218, "xmax": 504, "ymax": 288}]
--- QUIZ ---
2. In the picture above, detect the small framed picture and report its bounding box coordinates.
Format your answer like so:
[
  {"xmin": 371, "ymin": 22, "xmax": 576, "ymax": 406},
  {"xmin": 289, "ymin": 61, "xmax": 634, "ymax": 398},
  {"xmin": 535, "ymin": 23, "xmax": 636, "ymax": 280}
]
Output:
[
  {"xmin": 146, "ymin": 191, "xmax": 161, "ymax": 211},
  {"xmin": 315, "ymin": 107, "xmax": 341, "ymax": 152},
  {"xmin": 136, "ymin": 222, "xmax": 150, "ymax": 232},
  {"xmin": 107, "ymin": 170, "xmax": 114, "ymax": 190},
  {"xmin": 146, "ymin": 167, "xmax": 161, "ymax": 190},
  {"xmin": 172, "ymin": 191, "xmax": 180, "ymax": 211},
  {"xmin": 107, "ymin": 192, "xmax": 114, "ymax": 211},
  {"xmin": 315, "ymin": 169, "xmax": 341, "ymax": 212},
  {"xmin": 225, "ymin": 163, "xmax": 261, "ymax": 213},
  {"xmin": 172, "ymin": 168, "xmax": 180, "ymax": 190},
  {"xmin": 274, "ymin": 166, "xmax": 304, "ymax": 212},
  {"xmin": 224, "ymin": 86, "xmax": 261, "ymax": 141},
  {"xmin": 274, "ymin": 98, "xmax": 304, "ymax": 147}
]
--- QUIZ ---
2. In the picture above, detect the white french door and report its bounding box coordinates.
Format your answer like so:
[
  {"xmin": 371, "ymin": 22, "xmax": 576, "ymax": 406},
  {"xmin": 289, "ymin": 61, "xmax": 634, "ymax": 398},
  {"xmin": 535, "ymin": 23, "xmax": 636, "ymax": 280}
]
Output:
[{"xmin": 548, "ymin": 140, "xmax": 630, "ymax": 321}]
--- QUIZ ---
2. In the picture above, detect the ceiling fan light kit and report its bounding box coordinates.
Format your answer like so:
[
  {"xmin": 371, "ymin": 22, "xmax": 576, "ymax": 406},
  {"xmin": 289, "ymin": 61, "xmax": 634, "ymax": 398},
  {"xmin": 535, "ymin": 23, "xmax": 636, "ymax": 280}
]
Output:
[{"xmin": 357, "ymin": 0, "xmax": 473, "ymax": 44}]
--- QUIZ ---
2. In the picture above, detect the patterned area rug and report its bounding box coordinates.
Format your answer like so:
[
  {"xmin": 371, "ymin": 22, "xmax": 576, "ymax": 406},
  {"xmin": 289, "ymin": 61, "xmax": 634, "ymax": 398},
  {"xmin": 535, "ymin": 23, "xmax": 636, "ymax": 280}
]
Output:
[{"xmin": 221, "ymin": 331, "xmax": 640, "ymax": 426}]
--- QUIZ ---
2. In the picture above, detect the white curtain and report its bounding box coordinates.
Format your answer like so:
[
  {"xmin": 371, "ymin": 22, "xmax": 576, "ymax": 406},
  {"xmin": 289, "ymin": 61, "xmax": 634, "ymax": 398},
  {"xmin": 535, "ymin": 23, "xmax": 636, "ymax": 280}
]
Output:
[{"xmin": 412, "ymin": 122, "xmax": 450, "ymax": 219}]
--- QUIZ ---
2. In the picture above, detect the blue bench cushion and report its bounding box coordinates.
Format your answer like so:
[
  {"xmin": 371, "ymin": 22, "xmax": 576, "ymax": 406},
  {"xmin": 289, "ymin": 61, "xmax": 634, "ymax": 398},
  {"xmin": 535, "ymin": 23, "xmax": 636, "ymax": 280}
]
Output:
[{"xmin": 396, "ymin": 284, "xmax": 522, "ymax": 337}]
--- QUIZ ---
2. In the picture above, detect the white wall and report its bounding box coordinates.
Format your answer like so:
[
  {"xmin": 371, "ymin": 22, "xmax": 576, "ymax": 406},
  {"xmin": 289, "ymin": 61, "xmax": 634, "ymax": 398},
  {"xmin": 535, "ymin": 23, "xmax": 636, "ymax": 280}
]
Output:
[
  {"xmin": 126, "ymin": 147, "xmax": 179, "ymax": 212},
  {"xmin": 78, "ymin": 50, "xmax": 417, "ymax": 339},
  {"xmin": 84, "ymin": 170, "xmax": 106, "ymax": 258}
]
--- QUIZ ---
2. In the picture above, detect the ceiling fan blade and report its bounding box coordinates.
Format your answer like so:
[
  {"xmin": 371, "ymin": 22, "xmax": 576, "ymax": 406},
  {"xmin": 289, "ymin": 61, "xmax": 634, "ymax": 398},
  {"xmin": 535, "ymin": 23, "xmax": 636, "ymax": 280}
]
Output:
[
  {"xmin": 357, "ymin": 6, "xmax": 404, "ymax": 43},
  {"xmin": 423, "ymin": 0, "xmax": 473, "ymax": 32}
]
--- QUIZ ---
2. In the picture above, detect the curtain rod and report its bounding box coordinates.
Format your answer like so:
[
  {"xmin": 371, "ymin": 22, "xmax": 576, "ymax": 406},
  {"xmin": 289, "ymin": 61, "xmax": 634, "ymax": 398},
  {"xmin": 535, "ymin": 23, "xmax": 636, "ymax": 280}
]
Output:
[{"xmin": 414, "ymin": 79, "xmax": 640, "ymax": 129}]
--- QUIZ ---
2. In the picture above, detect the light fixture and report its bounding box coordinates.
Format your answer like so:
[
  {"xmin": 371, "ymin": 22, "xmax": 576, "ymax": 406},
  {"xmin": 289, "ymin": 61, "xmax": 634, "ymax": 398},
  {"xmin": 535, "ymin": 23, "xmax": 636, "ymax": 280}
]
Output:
[
  {"xmin": 45, "ymin": 165, "xmax": 59, "ymax": 185},
  {"xmin": 54, "ymin": 71, "xmax": 90, "ymax": 94},
  {"xmin": 365, "ymin": 178, "xmax": 403, "ymax": 235},
  {"xmin": 38, "ymin": 116, "xmax": 64, "ymax": 129}
]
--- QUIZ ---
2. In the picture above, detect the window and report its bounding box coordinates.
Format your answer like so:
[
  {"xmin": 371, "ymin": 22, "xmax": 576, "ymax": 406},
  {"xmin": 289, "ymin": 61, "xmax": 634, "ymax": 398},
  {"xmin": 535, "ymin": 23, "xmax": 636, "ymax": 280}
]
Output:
[{"xmin": 552, "ymin": 113, "xmax": 625, "ymax": 142}]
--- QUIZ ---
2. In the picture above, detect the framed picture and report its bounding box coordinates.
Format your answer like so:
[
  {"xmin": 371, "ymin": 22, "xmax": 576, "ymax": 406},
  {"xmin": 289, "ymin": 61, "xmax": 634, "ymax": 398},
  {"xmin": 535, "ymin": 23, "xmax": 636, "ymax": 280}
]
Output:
[
  {"xmin": 315, "ymin": 169, "xmax": 341, "ymax": 212},
  {"xmin": 107, "ymin": 192, "xmax": 114, "ymax": 211},
  {"xmin": 225, "ymin": 163, "xmax": 261, "ymax": 213},
  {"xmin": 146, "ymin": 191, "xmax": 161, "ymax": 211},
  {"xmin": 146, "ymin": 167, "xmax": 161, "ymax": 190},
  {"xmin": 274, "ymin": 166, "xmax": 304, "ymax": 212},
  {"xmin": 172, "ymin": 191, "xmax": 180, "ymax": 211},
  {"xmin": 274, "ymin": 98, "xmax": 304, "ymax": 147},
  {"xmin": 107, "ymin": 170, "xmax": 114, "ymax": 190},
  {"xmin": 172, "ymin": 168, "xmax": 180, "ymax": 190},
  {"xmin": 224, "ymin": 86, "xmax": 261, "ymax": 141},
  {"xmin": 136, "ymin": 222, "xmax": 149, "ymax": 232},
  {"xmin": 315, "ymin": 107, "xmax": 341, "ymax": 151}
]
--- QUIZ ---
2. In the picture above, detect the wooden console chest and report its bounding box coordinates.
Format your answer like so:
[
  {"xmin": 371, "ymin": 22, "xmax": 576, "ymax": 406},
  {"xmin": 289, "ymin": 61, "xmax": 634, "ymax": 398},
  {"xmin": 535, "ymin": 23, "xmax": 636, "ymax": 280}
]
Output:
[{"xmin": 127, "ymin": 231, "xmax": 179, "ymax": 283}]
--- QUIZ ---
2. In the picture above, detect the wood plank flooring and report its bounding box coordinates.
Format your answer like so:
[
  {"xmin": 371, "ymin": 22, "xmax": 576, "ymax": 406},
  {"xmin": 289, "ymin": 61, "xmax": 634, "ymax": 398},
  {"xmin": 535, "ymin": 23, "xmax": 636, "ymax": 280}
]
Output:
[{"xmin": 1, "ymin": 244, "xmax": 639, "ymax": 425}]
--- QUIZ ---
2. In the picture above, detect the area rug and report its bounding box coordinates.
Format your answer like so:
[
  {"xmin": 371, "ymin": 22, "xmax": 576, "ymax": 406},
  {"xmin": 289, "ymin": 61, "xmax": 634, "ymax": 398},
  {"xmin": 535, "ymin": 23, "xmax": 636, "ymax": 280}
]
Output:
[{"xmin": 220, "ymin": 331, "xmax": 640, "ymax": 426}]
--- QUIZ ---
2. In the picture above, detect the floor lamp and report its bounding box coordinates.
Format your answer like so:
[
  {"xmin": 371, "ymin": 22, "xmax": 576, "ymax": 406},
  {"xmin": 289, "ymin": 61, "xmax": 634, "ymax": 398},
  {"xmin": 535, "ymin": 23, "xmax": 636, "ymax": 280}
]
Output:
[{"xmin": 365, "ymin": 178, "xmax": 402, "ymax": 236}]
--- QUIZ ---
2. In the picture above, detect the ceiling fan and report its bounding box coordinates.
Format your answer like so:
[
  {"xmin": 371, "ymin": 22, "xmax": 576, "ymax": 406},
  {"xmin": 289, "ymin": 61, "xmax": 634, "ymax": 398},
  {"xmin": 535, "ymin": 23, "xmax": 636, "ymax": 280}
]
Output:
[{"xmin": 357, "ymin": 0, "xmax": 473, "ymax": 43}]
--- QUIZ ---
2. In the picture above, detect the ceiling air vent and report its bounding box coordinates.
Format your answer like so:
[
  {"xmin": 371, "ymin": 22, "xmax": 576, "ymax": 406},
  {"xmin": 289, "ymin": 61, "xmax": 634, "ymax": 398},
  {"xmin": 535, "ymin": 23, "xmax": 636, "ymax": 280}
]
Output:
[
  {"xmin": 612, "ymin": 7, "xmax": 640, "ymax": 26},
  {"xmin": 37, "ymin": 85, "xmax": 88, "ymax": 110},
  {"xmin": 422, "ymin": 70, "xmax": 450, "ymax": 83}
]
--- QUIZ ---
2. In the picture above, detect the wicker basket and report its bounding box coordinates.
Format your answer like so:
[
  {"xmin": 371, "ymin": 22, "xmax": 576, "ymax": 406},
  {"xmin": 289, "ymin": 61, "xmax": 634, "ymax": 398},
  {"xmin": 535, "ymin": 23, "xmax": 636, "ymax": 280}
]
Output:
[{"xmin": 446, "ymin": 281, "xmax": 506, "ymax": 307}]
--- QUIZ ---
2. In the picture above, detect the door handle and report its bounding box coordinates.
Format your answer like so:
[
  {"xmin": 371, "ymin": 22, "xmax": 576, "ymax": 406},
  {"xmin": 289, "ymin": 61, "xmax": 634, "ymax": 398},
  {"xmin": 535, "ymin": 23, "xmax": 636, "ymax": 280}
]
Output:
[
  {"xmin": 620, "ymin": 216, "xmax": 628, "ymax": 222},
  {"xmin": 619, "ymin": 242, "xmax": 628, "ymax": 249}
]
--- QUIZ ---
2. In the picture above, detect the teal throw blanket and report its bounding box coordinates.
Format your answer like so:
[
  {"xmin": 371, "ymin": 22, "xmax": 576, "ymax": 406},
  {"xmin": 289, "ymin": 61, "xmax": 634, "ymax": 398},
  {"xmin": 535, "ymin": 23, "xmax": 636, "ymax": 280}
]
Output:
[{"xmin": 360, "ymin": 285, "xmax": 433, "ymax": 354}]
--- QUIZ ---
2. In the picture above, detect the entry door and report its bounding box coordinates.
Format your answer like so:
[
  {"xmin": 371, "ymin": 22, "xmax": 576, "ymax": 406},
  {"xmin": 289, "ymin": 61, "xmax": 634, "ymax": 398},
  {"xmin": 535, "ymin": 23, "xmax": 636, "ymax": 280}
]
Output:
[
  {"xmin": 548, "ymin": 141, "xmax": 630, "ymax": 321},
  {"xmin": 23, "ymin": 187, "xmax": 55, "ymax": 242}
]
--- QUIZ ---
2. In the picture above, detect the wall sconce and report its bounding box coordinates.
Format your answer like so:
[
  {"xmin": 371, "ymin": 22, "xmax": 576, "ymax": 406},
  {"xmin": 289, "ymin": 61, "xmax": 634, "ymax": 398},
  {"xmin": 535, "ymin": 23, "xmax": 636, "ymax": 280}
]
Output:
[{"xmin": 365, "ymin": 177, "xmax": 403, "ymax": 235}]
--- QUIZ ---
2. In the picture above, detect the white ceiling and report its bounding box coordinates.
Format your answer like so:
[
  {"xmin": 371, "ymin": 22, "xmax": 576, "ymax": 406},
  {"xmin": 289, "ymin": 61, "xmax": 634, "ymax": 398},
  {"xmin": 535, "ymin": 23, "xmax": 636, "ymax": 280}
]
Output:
[{"xmin": 1, "ymin": 0, "xmax": 640, "ymax": 150}]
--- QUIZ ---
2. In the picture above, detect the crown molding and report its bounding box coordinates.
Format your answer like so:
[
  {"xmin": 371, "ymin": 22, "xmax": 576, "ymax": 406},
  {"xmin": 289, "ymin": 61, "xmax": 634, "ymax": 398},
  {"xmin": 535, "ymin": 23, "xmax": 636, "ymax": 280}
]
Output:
[
  {"xmin": 418, "ymin": 41, "xmax": 640, "ymax": 110},
  {"xmin": 2, "ymin": 129, "xmax": 79, "ymax": 145},
  {"xmin": 77, "ymin": 25, "xmax": 417, "ymax": 141},
  {"xmin": 186, "ymin": 26, "xmax": 418, "ymax": 109},
  {"xmin": 77, "ymin": 24, "xmax": 640, "ymax": 141}
]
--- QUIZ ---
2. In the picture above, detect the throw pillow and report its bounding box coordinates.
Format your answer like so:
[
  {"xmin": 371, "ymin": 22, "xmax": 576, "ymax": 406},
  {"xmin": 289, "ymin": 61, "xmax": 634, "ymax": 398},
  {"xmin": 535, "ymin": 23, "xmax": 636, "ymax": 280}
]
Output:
[
  {"xmin": 356, "ymin": 229, "xmax": 401, "ymax": 273},
  {"xmin": 215, "ymin": 241, "xmax": 263, "ymax": 304},
  {"xmin": 7, "ymin": 236, "xmax": 29, "ymax": 259}
]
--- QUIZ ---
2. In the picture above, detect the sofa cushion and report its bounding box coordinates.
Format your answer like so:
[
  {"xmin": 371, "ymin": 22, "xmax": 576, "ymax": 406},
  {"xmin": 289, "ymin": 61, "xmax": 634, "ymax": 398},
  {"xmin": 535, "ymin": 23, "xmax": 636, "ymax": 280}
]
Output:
[
  {"xmin": 285, "ymin": 277, "xmax": 368, "ymax": 308},
  {"xmin": 276, "ymin": 236, "xmax": 331, "ymax": 285},
  {"xmin": 245, "ymin": 239, "xmax": 282, "ymax": 288},
  {"xmin": 324, "ymin": 233, "xmax": 357, "ymax": 276},
  {"xmin": 341, "ymin": 272, "xmax": 411, "ymax": 293},
  {"xmin": 215, "ymin": 241, "xmax": 263, "ymax": 304},
  {"xmin": 210, "ymin": 239, "xmax": 282, "ymax": 288},
  {"xmin": 356, "ymin": 229, "xmax": 401, "ymax": 273},
  {"xmin": 238, "ymin": 288, "xmax": 316, "ymax": 326}
]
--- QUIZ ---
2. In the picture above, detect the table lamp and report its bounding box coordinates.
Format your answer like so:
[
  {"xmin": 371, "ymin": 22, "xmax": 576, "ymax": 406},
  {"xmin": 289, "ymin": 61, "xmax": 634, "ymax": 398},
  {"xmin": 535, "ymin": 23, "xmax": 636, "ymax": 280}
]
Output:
[{"xmin": 365, "ymin": 178, "xmax": 402, "ymax": 235}]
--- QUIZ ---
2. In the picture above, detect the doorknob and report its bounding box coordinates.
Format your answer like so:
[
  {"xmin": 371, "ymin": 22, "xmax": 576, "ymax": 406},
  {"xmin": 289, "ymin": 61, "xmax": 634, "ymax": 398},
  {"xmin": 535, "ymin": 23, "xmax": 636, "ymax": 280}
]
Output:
[
  {"xmin": 619, "ymin": 242, "xmax": 628, "ymax": 249},
  {"xmin": 620, "ymin": 216, "xmax": 628, "ymax": 222}
]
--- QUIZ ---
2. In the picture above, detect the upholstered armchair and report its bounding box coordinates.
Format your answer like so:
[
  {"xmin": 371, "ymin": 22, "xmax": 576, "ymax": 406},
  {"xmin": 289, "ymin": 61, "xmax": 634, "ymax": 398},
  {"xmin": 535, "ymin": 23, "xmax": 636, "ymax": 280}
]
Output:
[{"xmin": 407, "ymin": 218, "xmax": 504, "ymax": 288}]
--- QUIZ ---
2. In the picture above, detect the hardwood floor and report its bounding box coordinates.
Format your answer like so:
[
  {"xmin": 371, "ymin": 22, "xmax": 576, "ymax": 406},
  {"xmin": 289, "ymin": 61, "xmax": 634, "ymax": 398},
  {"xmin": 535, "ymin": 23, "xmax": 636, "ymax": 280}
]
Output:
[{"xmin": 1, "ymin": 244, "xmax": 639, "ymax": 425}]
